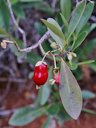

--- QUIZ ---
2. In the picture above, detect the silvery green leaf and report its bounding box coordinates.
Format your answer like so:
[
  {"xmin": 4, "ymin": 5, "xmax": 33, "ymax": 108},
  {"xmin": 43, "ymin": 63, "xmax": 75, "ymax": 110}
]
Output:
[
  {"xmin": 76, "ymin": 1, "xmax": 94, "ymax": 34},
  {"xmin": 9, "ymin": 106, "xmax": 45, "ymax": 126},
  {"xmin": 82, "ymin": 90, "xmax": 96, "ymax": 99},
  {"xmin": 60, "ymin": 0, "xmax": 72, "ymax": 20},
  {"xmin": 66, "ymin": 0, "xmax": 86, "ymax": 40},
  {"xmin": 47, "ymin": 18, "xmax": 65, "ymax": 47},
  {"xmin": 73, "ymin": 31, "xmax": 88, "ymax": 51},
  {"xmin": 42, "ymin": 18, "xmax": 65, "ymax": 47},
  {"xmin": 59, "ymin": 59, "xmax": 82, "ymax": 119}
]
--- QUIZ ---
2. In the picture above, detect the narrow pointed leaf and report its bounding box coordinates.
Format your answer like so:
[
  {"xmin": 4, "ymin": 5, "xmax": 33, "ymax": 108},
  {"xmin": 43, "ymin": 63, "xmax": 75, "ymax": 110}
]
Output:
[
  {"xmin": 82, "ymin": 90, "xmax": 96, "ymax": 99},
  {"xmin": 47, "ymin": 103, "xmax": 60, "ymax": 116},
  {"xmin": 60, "ymin": 0, "xmax": 72, "ymax": 20},
  {"xmin": 60, "ymin": 13, "xmax": 68, "ymax": 28},
  {"xmin": 78, "ymin": 60, "xmax": 95, "ymax": 66},
  {"xmin": 41, "ymin": 19, "xmax": 65, "ymax": 46},
  {"xmin": 47, "ymin": 18, "xmax": 64, "ymax": 47},
  {"xmin": 82, "ymin": 108, "xmax": 96, "ymax": 115},
  {"xmin": 39, "ymin": 85, "xmax": 50, "ymax": 105},
  {"xmin": 73, "ymin": 31, "xmax": 88, "ymax": 51},
  {"xmin": 0, "ymin": 0, "xmax": 10, "ymax": 31},
  {"xmin": 67, "ymin": 1, "xmax": 86, "ymax": 40},
  {"xmin": 76, "ymin": 1, "xmax": 94, "ymax": 34},
  {"xmin": 59, "ymin": 59, "xmax": 82, "ymax": 119},
  {"xmin": 9, "ymin": 106, "xmax": 45, "ymax": 126}
]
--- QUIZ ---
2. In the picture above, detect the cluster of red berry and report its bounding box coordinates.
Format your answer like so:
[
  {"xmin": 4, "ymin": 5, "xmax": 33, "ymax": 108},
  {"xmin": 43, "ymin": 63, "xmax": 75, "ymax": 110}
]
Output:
[{"xmin": 33, "ymin": 61, "xmax": 60, "ymax": 88}]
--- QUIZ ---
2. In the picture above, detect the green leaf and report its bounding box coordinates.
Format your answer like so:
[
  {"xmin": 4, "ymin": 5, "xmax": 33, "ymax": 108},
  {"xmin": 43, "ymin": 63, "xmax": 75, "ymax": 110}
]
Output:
[
  {"xmin": 34, "ymin": 22, "xmax": 46, "ymax": 35},
  {"xmin": 13, "ymin": 4, "xmax": 25, "ymax": 19},
  {"xmin": 73, "ymin": 67, "xmax": 83, "ymax": 80},
  {"xmin": 0, "ymin": 10, "xmax": 4, "ymax": 28},
  {"xmin": 73, "ymin": 31, "xmax": 88, "ymax": 51},
  {"xmin": 69, "ymin": 62, "xmax": 78, "ymax": 70},
  {"xmin": 76, "ymin": 1, "xmax": 94, "ymax": 34},
  {"xmin": 10, "ymin": 0, "xmax": 19, "ymax": 5},
  {"xmin": 0, "ymin": 0, "xmax": 10, "ymax": 31},
  {"xmin": 41, "ymin": 18, "xmax": 65, "ymax": 46},
  {"xmin": 47, "ymin": 18, "xmax": 65, "ymax": 47},
  {"xmin": 47, "ymin": 104, "xmax": 60, "ymax": 116},
  {"xmin": 67, "ymin": 0, "xmax": 86, "ymax": 40},
  {"xmin": 37, "ymin": 84, "xmax": 50, "ymax": 106},
  {"xmin": 9, "ymin": 106, "xmax": 46, "ymax": 126},
  {"xmin": 90, "ymin": 23, "xmax": 96, "ymax": 32},
  {"xmin": 59, "ymin": 59, "xmax": 82, "ymax": 119},
  {"xmin": 82, "ymin": 108, "xmax": 96, "ymax": 115},
  {"xmin": 78, "ymin": 60, "xmax": 95, "ymax": 66},
  {"xmin": 60, "ymin": 13, "xmax": 68, "ymax": 28},
  {"xmin": 89, "ymin": 61, "xmax": 96, "ymax": 71},
  {"xmin": 82, "ymin": 90, "xmax": 96, "ymax": 99},
  {"xmin": 56, "ymin": 105, "xmax": 72, "ymax": 122},
  {"xmin": 60, "ymin": 0, "xmax": 72, "ymax": 20}
]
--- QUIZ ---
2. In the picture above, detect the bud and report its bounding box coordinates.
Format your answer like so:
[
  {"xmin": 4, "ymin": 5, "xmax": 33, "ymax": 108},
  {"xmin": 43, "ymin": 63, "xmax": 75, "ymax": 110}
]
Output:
[{"xmin": 50, "ymin": 42, "xmax": 59, "ymax": 49}]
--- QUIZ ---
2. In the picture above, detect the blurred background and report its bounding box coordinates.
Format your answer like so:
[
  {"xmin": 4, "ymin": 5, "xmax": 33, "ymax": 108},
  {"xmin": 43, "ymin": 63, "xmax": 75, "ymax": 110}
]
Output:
[{"xmin": 0, "ymin": 0, "xmax": 96, "ymax": 128}]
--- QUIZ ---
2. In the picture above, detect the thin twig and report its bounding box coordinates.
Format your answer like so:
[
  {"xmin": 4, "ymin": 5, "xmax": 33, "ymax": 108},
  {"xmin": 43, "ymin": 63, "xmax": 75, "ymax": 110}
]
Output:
[
  {"xmin": 11, "ymin": 31, "xmax": 50, "ymax": 53},
  {"xmin": 7, "ymin": 0, "xmax": 27, "ymax": 48},
  {"xmin": 4, "ymin": 0, "xmax": 50, "ymax": 53}
]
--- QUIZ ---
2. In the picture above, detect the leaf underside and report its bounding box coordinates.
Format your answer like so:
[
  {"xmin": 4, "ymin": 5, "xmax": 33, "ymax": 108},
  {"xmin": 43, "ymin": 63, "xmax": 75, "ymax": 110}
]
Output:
[{"xmin": 59, "ymin": 59, "xmax": 82, "ymax": 119}]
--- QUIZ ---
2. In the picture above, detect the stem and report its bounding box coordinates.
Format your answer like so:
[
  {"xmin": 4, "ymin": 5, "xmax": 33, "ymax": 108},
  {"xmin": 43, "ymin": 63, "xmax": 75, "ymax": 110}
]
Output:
[
  {"xmin": 15, "ymin": 31, "xmax": 50, "ymax": 52},
  {"xmin": 2, "ymin": 31, "xmax": 50, "ymax": 53},
  {"xmin": 41, "ymin": 51, "xmax": 50, "ymax": 63},
  {"xmin": 72, "ymin": 34, "xmax": 77, "ymax": 49},
  {"xmin": 2, "ymin": 40, "xmax": 13, "ymax": 44},
  {"xmin": 39, "ymin": 44, "xmax": 46, "ymax": 55},
  {"xmin": 51, "ymin": 54, "xmax": 57, "ymax": 68},
  {"xmin": 78, "ymin": 60, "xmax": 95, "ymax": 66},
  {"xmin": 7, "ymin": 0, "xmax": 27, "ymax": 48},
  {"xmin": 51, "ymin": 48, "xmax": 61, "ymax": 53}
]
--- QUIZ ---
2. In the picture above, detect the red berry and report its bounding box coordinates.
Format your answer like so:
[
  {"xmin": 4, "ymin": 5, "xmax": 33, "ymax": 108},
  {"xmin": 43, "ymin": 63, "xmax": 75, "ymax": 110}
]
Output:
[
  {"xmin": 54, "ymin": 72, "xmax": 60, "ymax": 85},
  {"xmin": 33, "ymin": 61, "xmax": 48, "ymax": 86}
]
